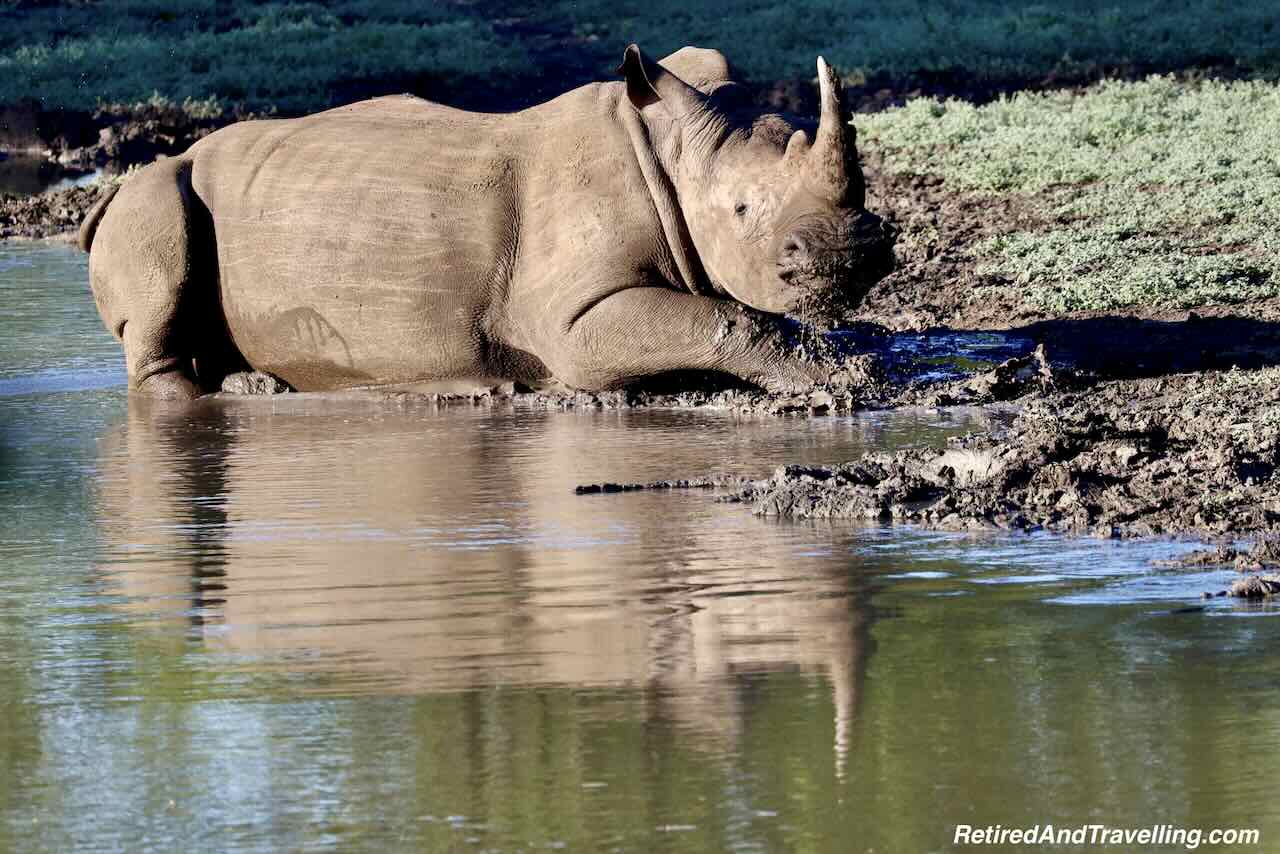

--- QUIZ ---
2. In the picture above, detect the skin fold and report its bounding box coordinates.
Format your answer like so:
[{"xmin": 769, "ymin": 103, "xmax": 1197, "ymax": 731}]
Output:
[{"xmin": 80, "ymin": 45, "xmax": 894, "ymax": 400}]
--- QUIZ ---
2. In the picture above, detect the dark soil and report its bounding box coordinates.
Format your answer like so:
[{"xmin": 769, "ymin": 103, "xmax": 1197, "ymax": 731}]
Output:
[
  {"xmin": 851, "ymin": 152, "xmax": 1280, "ymax": 333},
  {"xmin": 852, "ymin": 154, "xmax": 1041, "ymax": 332}
]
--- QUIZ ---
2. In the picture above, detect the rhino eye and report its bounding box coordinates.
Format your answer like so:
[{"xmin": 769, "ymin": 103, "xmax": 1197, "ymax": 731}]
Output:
[{"xmin": 734, "ymin": 202, "xmax": 749, "ymax": 216}]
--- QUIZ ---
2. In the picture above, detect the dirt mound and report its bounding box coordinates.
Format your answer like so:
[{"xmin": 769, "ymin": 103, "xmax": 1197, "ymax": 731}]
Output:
[
  {"xmin": 0, "ymin": 181, "xmax": 108, "ymax": 240},
  {"xmin": 1228, "ymin": 575, "xmax": 1280, "ymax": 599},
  {"xmin": 720, "ymin": 369, "xmax": 1280, "ymax": 538}
]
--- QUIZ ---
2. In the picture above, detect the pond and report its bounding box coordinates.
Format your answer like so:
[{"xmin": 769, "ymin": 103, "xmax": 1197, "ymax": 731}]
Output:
[
  {"xmin": 0, "ymin": 154, "xmax": 100, "ymax": 197},
  {"xmin": 1, "ymin": 242, "xmax": 1277, "ymax": 852}
]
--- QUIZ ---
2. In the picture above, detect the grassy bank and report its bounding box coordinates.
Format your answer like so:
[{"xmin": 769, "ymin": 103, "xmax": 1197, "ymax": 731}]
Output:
[
  {"xmin": 860, "ymin": 77, "xmax": 1280, "ymax": 314},
  {"xmin": 2, "ymin": 1, "xmax": 1279, "ymax": 114}
]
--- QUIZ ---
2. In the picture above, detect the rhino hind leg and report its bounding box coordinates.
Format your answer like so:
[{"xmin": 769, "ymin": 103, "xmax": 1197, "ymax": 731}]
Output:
[{"xmin": 88, "ymin": 158, "xmax": 231, "ymax": 400}]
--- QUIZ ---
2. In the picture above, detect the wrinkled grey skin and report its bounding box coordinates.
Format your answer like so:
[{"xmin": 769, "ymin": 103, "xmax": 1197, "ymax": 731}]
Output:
[{"xmin": 80, "ymin": 45, "xmax": 894, "ymax": 399}]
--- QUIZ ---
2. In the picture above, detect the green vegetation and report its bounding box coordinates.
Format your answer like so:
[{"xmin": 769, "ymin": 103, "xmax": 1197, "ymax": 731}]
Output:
[
  {"xmin": 1, "ymin": 1, "xmax": 1279, "ymax": 114},
  {"xmin": 860, "ymin": 78, "xmax": 1280, "ymax": 311},
  {"xmin": 0, "ymin": 1, "xmax": 523, "ymax": 113},
  {"xmin": 568, "ymin": 0, "xmax": 1280, "ymax": 83}
]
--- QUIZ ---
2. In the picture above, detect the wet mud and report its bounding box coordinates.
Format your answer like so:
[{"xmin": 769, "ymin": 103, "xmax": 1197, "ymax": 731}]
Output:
[{"xmin": 0, "ymin": 180, "xmax": 109, "ymax": 240}]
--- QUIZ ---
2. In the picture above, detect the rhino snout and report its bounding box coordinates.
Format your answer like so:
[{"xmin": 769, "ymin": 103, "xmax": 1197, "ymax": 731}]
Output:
[
  {"xmin": 776, "ymin": 234, "xmax": 812, "ymax": 280},
  {"xmin": 775, "ymin": 211, "xmax": 895, "ymax": 286}
]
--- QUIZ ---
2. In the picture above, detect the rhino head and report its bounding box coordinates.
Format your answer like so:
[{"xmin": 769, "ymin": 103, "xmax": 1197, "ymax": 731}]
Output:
[{"xmin": 619, "ymin": 45, "xmax": 895, "ymax": 323}]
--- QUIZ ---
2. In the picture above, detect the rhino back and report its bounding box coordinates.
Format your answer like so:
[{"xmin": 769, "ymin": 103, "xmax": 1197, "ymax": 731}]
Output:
[{"xmin": 187, "ymin": 96, "xmax": 525, "ymax": 389}]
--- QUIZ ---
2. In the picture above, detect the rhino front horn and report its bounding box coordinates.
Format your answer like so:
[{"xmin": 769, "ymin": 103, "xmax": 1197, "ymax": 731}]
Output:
[{"xmin": 806, "ymin": 57, "xmax": 855, "ymax": 204}]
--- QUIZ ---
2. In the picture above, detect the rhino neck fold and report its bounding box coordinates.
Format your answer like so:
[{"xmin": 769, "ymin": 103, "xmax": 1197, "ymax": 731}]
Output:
[{"xmin": 619, "ymin": 103, "xmax": 719, "ymax": 298}]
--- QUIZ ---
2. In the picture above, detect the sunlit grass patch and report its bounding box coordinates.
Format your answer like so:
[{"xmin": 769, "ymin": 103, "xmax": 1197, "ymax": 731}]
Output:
[{"xmin": 860, "ymin": 78, "xmax": 1280, "ymax": 312}]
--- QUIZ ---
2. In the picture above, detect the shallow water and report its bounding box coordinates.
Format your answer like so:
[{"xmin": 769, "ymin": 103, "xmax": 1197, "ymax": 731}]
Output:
[
  {"xmin": 0, "ymin": 154, "xmax": 100, "ymax": 197},
  {"xmin": 2, "ymin": 242, "xmax": 1278, "ymax": 852}
]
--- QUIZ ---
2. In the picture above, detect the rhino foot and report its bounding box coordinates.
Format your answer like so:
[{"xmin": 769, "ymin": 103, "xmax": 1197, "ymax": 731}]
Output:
[{"xmin": 220, "ymin": 371, "xmax": 292, "ymax": 396}]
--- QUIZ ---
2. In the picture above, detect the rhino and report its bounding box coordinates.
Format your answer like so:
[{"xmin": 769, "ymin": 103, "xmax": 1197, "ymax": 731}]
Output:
[{"xmin": 80, "ymin": 45, "xmax": 893, "ymax": 399}]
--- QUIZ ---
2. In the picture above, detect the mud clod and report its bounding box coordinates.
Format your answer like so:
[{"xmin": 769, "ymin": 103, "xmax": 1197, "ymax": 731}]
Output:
[
  {"xmin": 1158, "ymin": 539, "xmax": 1280, "ymax": 572},
  {"xmin": 919, "ymin": 344, "xmax": 1058, "ymax": 407},
  {"xmin": 1228, "ymin": 575, "xmax": 1280, "ymax": 599},
  {"xmin": 219, "ymin": 371, "xmax": 292, "ymax": 395}
]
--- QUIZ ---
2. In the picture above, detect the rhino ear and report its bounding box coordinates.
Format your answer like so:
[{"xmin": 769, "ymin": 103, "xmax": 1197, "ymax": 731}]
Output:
[
  {"xmin": 618, "ymin": 44, "xmax": 662, "ymax": 110},
  {"xmin": 656, "ymin": 46, "xmax": 735, "ymax": 95},
  {"xmin": 617, "ymin": 43, "xmax": 711, "ymax": 119}
]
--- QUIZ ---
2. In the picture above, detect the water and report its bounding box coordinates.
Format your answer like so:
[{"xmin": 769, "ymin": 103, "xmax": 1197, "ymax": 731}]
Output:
[
  {"xmin": 2, "ymin": 242, "xmax": 1278, "ymax": 853},
  {"xmin": 0, "ymin": 154, "xmax": 101, "ymax": 197},
  {"xmin": 828, "ymin": 325, "xmax": 1036, "ymax": 383}
]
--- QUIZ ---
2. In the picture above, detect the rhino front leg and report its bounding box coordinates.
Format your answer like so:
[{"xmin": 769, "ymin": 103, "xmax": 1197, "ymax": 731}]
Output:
[{"xmin": 544, "ymin": 287, "xmax": 823, "ymax": 392}]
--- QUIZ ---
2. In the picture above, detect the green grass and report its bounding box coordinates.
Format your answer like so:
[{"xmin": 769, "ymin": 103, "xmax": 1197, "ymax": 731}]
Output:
[
  {"xmin": 0, "ymin": 1, "xmax": 524, "ymax": 113},
  {"xmin": 860, "ymin": 77, "xmax": 1280, "ymax": 312},
  {"xmin": 547, "ymin": 0, "xmax": 1280, "ymax": 82},
  {"xmin": 1, "ymin": 1, "xmax": 1279, "ymax": 114}
]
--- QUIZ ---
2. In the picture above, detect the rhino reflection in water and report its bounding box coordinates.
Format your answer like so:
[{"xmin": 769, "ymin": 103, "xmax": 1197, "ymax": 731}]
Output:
[
  {"xmin": 80, "ymin": 45, "xmax": 893, "ymax": 400},
  {"xmin": 94, "ymin": 401, "xmax": 874, "ymax": 762}
]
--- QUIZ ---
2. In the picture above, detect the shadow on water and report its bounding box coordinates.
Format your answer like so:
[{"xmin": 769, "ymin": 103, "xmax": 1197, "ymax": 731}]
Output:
[
  {"xmin": 1013, "ymin": 314, "xmax": 1280, "ymax": 377},
  {"xmin": 830, "ymin": 313, "xmax": 1280, "ymax": 385}
]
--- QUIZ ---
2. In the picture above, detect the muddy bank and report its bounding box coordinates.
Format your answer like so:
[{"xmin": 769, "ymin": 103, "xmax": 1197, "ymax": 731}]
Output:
[
  {"xmin": 0, "ymin": 180, "xmax": 110, "ymax": 240},
  {"xmin": 239, "ymin": 344, "xmax": 1049, "ymax": 417},
  {"xmin": 1, "ymin": 99, "xmax": 254, "ymax": 168},
  {"xmin": 315, "ymin": 355, "xmax": 891, "ymax": 417},
  {"xmin": 208, "ymin": 337, "xmax": 1153, "ymax": 420},
  {"xmin": 0, "ymin": 96, "xmax": 262, "ymax": 238},
  {"xmin": 630, "ymin": 368, "xmax": 1280, "ymax": 539}
]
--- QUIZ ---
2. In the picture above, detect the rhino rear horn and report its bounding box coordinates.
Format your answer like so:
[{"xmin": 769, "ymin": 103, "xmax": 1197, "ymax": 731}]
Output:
[
  {"xmin": 618, "ymin": 44, "xmax": 711, "ymax": 121},
  {"xmin": 806, "ymin": 57, "xmax": 857, "ymax": 205}
]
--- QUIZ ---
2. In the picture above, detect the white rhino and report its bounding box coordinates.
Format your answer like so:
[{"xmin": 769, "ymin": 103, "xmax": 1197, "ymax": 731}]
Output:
[{"xmin": 80, "ymin": 45, "xmax": 893, "ymax": 399}]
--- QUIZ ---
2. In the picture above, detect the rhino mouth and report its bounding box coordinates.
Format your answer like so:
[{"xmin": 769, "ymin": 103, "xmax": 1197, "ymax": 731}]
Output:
[
  {"xmin": 776, "ymin": 213, "xmax": 897, "ymax": 328},
  {"xmin": 782, "ymin": 241, "xmax": 896, "ymax": 328}
]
